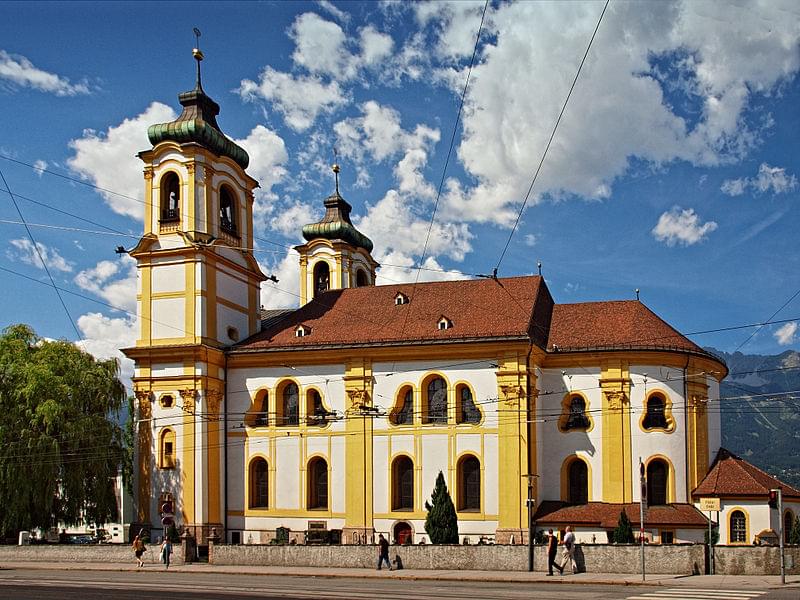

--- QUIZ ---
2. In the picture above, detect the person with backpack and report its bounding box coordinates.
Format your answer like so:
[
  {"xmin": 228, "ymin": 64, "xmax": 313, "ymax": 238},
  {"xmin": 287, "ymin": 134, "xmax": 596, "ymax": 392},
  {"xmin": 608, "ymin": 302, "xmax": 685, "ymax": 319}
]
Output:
[{"xmin": 560, "ymin": 526, "xmax": 578, "ymax": 574}]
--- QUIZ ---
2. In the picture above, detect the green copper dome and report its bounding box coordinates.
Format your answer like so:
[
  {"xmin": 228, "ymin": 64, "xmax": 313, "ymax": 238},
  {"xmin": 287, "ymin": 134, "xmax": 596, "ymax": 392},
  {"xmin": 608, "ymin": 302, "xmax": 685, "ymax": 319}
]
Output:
[
  {"xmin": 148, "ymin": 85, "xmax": 249, "ymax": 169},
  {"xmin": 302, "ymin": 191, "xmax": 373, "ymax": 253}
]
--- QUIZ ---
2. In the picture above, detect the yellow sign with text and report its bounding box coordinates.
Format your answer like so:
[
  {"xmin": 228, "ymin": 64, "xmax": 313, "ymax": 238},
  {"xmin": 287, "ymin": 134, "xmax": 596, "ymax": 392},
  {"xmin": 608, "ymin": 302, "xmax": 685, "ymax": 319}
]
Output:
[{"xmin": 699, "ymin": 497, "xmax": 721, "ymax": 512}]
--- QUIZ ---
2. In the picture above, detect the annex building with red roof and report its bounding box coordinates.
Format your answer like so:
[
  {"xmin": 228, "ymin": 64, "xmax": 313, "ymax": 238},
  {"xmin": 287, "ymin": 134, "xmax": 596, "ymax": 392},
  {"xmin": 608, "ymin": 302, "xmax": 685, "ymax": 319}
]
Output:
[{"xmin": 124, "ymin": 56, "xmax": 797, "ymax": 549}]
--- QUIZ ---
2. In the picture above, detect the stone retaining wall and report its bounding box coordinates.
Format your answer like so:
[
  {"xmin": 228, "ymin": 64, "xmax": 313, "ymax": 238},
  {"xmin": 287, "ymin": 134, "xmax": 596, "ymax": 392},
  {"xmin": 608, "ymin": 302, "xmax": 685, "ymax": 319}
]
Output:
[
  {"xmin": 3, "ymin": 543, "xmax": 797, "ymax": 575},
  {"xmin": 714, "ymin": 546, "xmax": 800, "ymax": 575},
  {"xmin": 211, "ymin": 543, "xmax": 705, "ymax": 574}
]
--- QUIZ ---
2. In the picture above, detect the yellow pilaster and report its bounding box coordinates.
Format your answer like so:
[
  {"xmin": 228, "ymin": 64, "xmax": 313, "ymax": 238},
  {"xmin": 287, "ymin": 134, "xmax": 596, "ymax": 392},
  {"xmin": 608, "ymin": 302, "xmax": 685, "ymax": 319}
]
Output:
[
  {"xmin": 143, "ymin": 167, "xmax": 154, "ymax": 235},
  {"xmin": 138, "ymin": 266, "xmax": 152, "ymax": 346},
  {"xmin": 186, "ymin": 162, "xmax": 196, "ymax": 233},
  {"xmin": 686, "ymin": 366, "xmax": 710, "ymax": 493},
  {"xmin": 206, "ymin": 387, "xmax": 223, "ymax": 525},
  {"xmin": 185, "ymin": 260, "xmax": 196, "ymax": 343},
  {"xmin": 134, "ymin": 390, "xmax": 153, "ymax": 523},
  {"xmin": 600, "ymin": 361, "xmax": 632, "ymax": 503},
  {"xmin": 299, "ymin": 255, "xmax": 308, "ymax": 305},
  {"xmin": 343, "ymin": 358, "xmax": 374, "ymax": 541},
  {"xmin": 180, "ymin": 389, "xmax": 197, "ymax": 525},
  {"xmin": 495, "ymin": 351, "xmax": 532, "ymax": 541}
]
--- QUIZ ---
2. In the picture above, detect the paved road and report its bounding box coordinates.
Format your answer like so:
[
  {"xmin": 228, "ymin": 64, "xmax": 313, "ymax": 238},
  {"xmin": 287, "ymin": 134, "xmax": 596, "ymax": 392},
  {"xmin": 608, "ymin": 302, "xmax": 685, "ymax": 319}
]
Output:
[{"xmin": 0, "ymin": 569, "xmax": 796, "ymax": 600}]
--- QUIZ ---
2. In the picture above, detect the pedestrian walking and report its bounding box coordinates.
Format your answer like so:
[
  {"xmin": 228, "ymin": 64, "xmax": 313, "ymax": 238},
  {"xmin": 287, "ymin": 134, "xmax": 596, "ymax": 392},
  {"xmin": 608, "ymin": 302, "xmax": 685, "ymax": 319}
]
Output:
[
  {"xmin": 160, "ymin": 537, "xmax": 173, "ymax": 570},
  {"xmin": 546, "ymin": 529, "xmax": 563, "ymax": 576},
  {"xmin": 560, "ymin": 526, "xmax": 577, "ymax": 575},
  {"xmin": 132, "ymin": 534, "xmax": 146, "ymax": 568},
  {"xmin": 376, "ymin": 533, "xmax": 392, "ymax": 571}
]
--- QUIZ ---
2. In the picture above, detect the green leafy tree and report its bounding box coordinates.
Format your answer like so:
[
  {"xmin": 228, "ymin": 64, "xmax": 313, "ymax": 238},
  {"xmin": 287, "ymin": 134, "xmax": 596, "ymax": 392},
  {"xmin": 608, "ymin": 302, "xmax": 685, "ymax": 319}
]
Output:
[
  {"xmin": 612, "ymin": 510, "xmax": 635, "ymax": 543},
  {"xmin": 121, "ymin": 395, "xmax": 135, "ymax": 499},
  {"xmin": 0, "ymin": 324, "xmax": 126, "ymax": 537},
  {"xmin": 790, "ymin": 516, "xmax": 800, "ymax": 545},
  {"xmin": 424, "ymin": 471, "xmax": 459, "ymax": 544}
]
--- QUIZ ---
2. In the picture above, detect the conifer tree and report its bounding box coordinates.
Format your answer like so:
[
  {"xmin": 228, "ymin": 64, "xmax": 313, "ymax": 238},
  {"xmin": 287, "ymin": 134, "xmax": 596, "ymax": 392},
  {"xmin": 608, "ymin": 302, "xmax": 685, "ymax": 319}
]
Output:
[
  {"xmin": 424, "ymin": 471, "xmax": 459, "ymax": 544},
  {"xmin": 612, "ymin": 510, "xmax": 635, "ymax": 543}
]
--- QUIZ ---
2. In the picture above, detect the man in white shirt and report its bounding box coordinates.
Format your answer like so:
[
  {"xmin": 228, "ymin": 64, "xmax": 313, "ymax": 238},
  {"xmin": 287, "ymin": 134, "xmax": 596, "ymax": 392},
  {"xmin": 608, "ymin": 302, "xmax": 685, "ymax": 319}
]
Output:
[{"xmin": 560, "ymin": 526, "xmax": 578, "ymax": 574}]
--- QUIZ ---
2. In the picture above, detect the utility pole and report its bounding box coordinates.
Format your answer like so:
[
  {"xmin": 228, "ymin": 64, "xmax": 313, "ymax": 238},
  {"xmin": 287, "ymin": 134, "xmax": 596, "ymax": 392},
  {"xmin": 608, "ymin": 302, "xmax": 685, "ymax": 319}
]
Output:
[
  {"xmin": 523, "ymin": 474, "xmax": 538, "ymax": 572},
  {"xmin": 771, "ymin": 488, "xmax": 785, "ymax": 585}
]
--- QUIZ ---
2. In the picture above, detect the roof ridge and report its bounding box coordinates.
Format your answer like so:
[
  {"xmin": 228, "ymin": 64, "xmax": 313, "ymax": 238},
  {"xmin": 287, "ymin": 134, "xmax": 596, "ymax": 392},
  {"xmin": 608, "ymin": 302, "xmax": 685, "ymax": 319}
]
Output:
[{"xmin": 733, "ymin": 452, "xmax": 800, "ymax": 495}]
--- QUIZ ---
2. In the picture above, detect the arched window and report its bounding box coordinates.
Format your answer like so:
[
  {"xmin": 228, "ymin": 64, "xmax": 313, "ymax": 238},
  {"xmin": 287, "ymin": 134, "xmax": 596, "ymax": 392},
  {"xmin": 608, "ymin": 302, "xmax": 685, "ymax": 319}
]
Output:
[
  {"xmin": 567, "ymin": 459, "xmax": 588, "ymax": 505},
  {"xmin": 643, "ymin": 394, "xmax": 668, "ymax": 430},
  {"xmin": 219, "ymin": 185, "xmax": 237, "ymax": 233},
  {"xmin": 251, "ymin": 390, "xmax": 268, "ymax": 427},
  {"xmin": 456, "ymin": 385, "xmax": 481, "ymax": 424},
  {"xmin": 160, "ymin": 172, "xmax": 180, "ymax": 221},
  {"xmin": 424, "ymin": 377, "xmax": 447, "ymax": 424},
  {"xmin": 159, "ymin": 428, "xmax": 176, "ymax": 469},
  {"xmin": 355, "ymin": 269, "xmax": 368, "ymax": 287},
  {"xmin": 391, "ymin": 456, "xmax": 414, "ymax": 511},
  {"xmin": 646, "ymin": 459, "xmax": 668, "ymax": 506},
  {"xmin": 730, "ymin": 510, "xmax": 747, "ymax": 543},
  {"xmin": 784, "ymin": 511, "xmax": 794, "ymax": 545},
  {"xmin": 249, "ymin": 458, "xmax": 268, "ymax": 509},
  {"xmin": 565, "ymin": 395, "xmax": 590, "ymax": 430},
  {"xmin": 458, "ymin": 455, "xmax": 481, "ymax": 511},
  {"xmin": 313, "ymin": 262, "xmax": 330, "ymax": 298},
  {"xmin": 281, "ymin": 382, "xmax": 299, "ymax": 426},
  {"xmin": 307, "ymin": 457, "xmax": 328, "ymax": 510},
  {"xmin": 390, "ymin": 387, "xmax": 413, "ymax": 425},
  {"xmin": 307, "ymin": 389, "xmax": 327, "ymax": 426}
]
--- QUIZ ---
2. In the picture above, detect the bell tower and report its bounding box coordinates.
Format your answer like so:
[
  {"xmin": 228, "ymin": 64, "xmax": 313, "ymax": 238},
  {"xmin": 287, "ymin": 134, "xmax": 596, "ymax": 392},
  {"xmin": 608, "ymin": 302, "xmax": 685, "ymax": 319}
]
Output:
[
  {"xmin": 124, "ymin": 36, "xmax": 265, "ymax": 543},
  {"xmin": 296, "ymin": 163, "xmax": 378, "ymax": 304}
]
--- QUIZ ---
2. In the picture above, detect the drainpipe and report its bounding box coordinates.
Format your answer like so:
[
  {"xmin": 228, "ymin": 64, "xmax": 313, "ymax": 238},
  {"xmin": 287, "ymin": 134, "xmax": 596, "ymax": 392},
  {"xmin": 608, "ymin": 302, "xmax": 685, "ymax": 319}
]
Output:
[{"xmin": 223, "ymin": 351, "xmax": 229, "ymax": 542}]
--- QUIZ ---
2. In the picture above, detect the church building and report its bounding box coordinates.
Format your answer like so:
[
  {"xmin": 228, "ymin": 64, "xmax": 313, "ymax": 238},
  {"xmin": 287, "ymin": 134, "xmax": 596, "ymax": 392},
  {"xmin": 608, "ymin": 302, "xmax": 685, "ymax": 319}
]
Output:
[{"xmin": 124, "ymin": 50, "xmax": 798, "ymax": 548}]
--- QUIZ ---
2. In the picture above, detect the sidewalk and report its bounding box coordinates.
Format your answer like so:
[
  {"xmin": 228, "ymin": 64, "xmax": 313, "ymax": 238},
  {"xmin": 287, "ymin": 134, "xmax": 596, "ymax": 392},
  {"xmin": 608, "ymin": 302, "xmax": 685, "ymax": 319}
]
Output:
[{"xmin": 3, "ymin": 561, "xmax": 799, "ymax": 589}]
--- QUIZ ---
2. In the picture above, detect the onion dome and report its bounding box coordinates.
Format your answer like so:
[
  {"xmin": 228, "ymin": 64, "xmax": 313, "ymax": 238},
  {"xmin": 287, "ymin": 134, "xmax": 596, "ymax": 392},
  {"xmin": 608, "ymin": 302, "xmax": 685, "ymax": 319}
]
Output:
[
  {"xmin": 301, "ymin": 164, "xmax": 373, "ymax": 253},
  {"xmin": 147, "ymin": 43, "xmax": 249, "ymax": 169}
]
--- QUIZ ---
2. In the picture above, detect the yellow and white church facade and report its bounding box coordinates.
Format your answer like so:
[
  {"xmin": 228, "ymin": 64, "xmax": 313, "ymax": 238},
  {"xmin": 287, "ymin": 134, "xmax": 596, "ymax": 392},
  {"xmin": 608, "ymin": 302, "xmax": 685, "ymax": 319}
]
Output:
[{"xmin": 125, "ymin": 55, "xmax": 739, "ymax": 547}]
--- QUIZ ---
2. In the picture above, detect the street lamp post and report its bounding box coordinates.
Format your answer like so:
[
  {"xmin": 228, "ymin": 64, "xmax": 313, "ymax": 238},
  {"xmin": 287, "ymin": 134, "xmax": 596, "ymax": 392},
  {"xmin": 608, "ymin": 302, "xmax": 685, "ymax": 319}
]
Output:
[{"xmin": 523, "ymin": 474, "xmax": 538, "ymax": 572}]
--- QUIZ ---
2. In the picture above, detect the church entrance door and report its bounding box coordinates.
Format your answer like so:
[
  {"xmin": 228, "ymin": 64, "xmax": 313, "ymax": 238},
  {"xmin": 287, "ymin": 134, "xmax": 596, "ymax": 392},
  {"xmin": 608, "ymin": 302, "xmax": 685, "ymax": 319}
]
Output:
[{"xmin": 394, "ymin": 521, "xmax": 412, "ymax": 545}]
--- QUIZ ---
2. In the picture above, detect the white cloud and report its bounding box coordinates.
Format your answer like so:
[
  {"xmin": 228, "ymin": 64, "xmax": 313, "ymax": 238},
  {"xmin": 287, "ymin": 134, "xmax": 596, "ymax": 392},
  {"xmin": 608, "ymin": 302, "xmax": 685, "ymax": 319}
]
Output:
[
  {"xmin": 334, "ymin": 101, "xmax": 440, "ymax": 200},
  {"xmin": 375, "ymin": 251, "xmax": 463, "ymax": 285},
  {"xmin": 238, "ymin": 67, "xmax": 347, "ymax": 132},
  {"xmin": 721, "ymin": 163, "xmax": 798, "ymax": 196},
  {"xmin": 0, "ymin": 49, "xmax": 90, "ymax": 96},
  {"xmin": 359, "ymin": 25, "xmax": 394, "ymax": 67},
  {"xmin": 316, "ymin": 0, "xmax": 349, "ymax": 23},
  {"xmin": 774, "ymin": 322, "xmax": 798, "ymax": 346},
  {"xmin": 73, "ymin": 255, "xmax": 137, "ymax": 314},
  {"xmin": 421, "ymin": 1, "xmax": 800, "ymax": 225},
  {"xmin": 651, "ymin": 206, "xmax": 718, "ymax": 247},
  {"xmin": 7, "ymin": 238, "xmax": 73, "ymax": 272},
  {"xmin": 235, "ymin": 125, "xmax": 289, "ymax": 230},
  {"xmin": 356, "ymin": 190, "xmax": 473, "ymax": 262},
  {"xmin": 290, "ymin": 12, "xmax": 357, "ymax": 80},
  {"xmin": 67, "ymin": 102, "xmax": 177, "ymax": 220},
  {"xmin": 75, "ymin": 313, "xmax": 137, "ymax": 387},
  {"xmin": 524, "ymin": 234, "xmax": 538, "ymax": 247},
  {"xmin": 32, "ymin": 159, "xmax": 47, "ymax": 176},
  {"xmin": 261, "ymin": 251, "xmax": 300, "ymax": 310},
  {"xmin": 271, "ymin": 201, "xmax": 318, "ymax": 238}
]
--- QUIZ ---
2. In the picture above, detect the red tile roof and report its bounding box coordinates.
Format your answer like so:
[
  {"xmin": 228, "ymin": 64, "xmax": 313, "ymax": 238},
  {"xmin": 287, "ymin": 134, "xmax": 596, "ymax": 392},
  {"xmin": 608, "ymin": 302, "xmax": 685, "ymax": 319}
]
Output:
[
  {"xmin": 235, "ymin": 276, "xmax": 553, "ymax": 351},
  {"xmin": 548, "ymin": 301, "xmax": 706, "ymax": 354},
  {"xmin": 534, "ymin": 501, "xmax": 708, "ymax": 528},
  {"xmin": 693, "ymin": 448, "xmax": 800, "ymax": 499},
  {"xmin": 234, "ymin": 275, "xmax": 718, "ymax": 362}
]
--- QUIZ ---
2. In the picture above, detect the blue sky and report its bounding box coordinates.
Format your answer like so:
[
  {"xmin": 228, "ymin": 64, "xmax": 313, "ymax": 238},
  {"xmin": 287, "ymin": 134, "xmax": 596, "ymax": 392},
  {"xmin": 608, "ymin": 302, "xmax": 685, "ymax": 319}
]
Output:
[{"xmin": 0, "ymin": 0, "xmax": 798, "ymax": 381}]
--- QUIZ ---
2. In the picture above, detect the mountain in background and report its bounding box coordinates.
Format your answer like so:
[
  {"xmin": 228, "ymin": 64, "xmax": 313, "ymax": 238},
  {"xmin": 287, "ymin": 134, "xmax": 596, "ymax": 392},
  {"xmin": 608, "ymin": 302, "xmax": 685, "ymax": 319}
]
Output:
[{"xmin": 708, "ymin": 348, "xmax": 800, "ymax": 488}]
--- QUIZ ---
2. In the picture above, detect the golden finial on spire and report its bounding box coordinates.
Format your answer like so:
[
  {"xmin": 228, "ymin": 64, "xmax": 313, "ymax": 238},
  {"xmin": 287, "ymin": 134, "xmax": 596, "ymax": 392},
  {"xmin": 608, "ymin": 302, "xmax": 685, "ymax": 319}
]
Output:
[
  {"xmin": 332, "ymin": 147, "xmax": 341, "ymax": 194},
  {"xmin": 192, "ymin": 27, "xmax": 204, "ymax": 88}
]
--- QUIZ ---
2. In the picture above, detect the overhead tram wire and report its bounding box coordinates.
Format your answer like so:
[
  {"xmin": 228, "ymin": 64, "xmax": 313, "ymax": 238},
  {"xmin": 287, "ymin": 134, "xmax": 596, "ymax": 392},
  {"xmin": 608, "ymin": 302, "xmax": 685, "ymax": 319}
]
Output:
[
  {"xmin": 732, "ymin": 284, "xmax": 800, "ymax": 353},
  {"xmin": 391, "ymin": 0, "xmax": 489, "ymax": 347},
  {"xmin": 0, "ymin": 165, "xmax": 479, "ymax": 279},
  {"xmin": 0, "ymin": 168, "xmax": 82, "ymax": 340},
  {"xmin": 493, "ymin": 0, "xmax": 610, "ymax": 273}
]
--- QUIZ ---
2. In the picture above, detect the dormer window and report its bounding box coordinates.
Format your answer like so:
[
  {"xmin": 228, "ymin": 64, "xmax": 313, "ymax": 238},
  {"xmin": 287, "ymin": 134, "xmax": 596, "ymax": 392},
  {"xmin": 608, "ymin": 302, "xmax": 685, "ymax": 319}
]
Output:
[
  {"xmin": 395, "ymin": 292, "xmax": 409, "ymax": 306},
  {"xmin": 438, "ymin": 317, "xmax": 453, "ymax": 330},
  {"xmin": 295, "ymin": 325, "xmax": 310, "ymax": 338}
]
